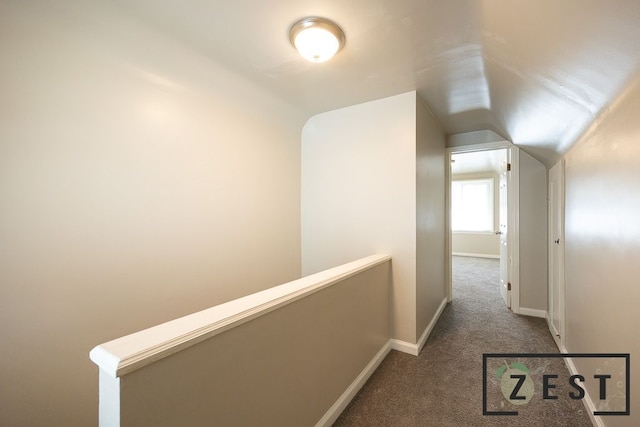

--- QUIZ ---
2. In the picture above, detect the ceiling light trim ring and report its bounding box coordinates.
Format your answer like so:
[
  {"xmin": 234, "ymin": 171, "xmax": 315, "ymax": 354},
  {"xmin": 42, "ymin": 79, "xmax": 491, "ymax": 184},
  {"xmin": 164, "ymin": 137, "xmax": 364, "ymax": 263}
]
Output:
[{"xmin": 289, "ymin": 16, "xmax": 346, "ymax": 62}]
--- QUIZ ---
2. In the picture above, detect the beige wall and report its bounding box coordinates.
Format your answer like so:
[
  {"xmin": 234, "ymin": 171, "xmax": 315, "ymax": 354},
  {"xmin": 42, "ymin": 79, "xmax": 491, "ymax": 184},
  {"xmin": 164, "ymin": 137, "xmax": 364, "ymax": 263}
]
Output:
[
  {"xmin": 451, "ymin": 171, "xmax": 500, "ymax": 257},
  {"xmin": 452, "ymin": 233, "xmax": 499, "ymax": 257},
  {"xmin": 446, "ymin": 130, "xmax": 506, "ymax": 147},
  {"xmin": 0, "ymin": 2, "xmax": 302, "ymax": 426},
  {"xmin": 301, "ymin": 92, "xmax": 418, "ymax": 342},
  {"xmin": 415, "ymin": 96, "xmax": 447, "ymax": 341},
  {"xmin": 563, "ymin": 75, "xmax": 640, "ymax": 426},
  {"xmin": 117, "ymin": 261, "xmax": 391, "ymax": 427},
  {"xmin": 518, "ymin": 150, "xmax": 548, "ymax": 312},
  {"xmin": 302, "ymin": 92, "xmax": 447, "ymax": 344}
]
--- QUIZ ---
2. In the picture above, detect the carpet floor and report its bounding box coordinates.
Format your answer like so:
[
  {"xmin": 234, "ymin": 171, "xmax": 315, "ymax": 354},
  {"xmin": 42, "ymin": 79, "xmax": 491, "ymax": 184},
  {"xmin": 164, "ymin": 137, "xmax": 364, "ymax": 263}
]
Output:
[{"xmin": 333, "ymin": 256, "xmax": 592, "ymax": 426}]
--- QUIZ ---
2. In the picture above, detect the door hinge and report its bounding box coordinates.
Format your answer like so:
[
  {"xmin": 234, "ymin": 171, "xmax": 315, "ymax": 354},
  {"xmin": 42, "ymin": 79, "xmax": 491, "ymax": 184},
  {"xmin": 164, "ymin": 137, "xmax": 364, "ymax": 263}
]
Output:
[
  {"xmin": 507, "ymin": 163, "xmax": 512, "ymax": 172},
  {"xmin": 508, "ymin": 282, "xmax": 512, "ymax": 291}
]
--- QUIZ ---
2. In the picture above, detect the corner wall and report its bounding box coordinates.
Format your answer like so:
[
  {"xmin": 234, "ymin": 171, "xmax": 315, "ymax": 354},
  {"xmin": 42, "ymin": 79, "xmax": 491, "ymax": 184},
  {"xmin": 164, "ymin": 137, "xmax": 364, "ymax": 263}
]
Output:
[
  {"xmin": 301, "ymin": 92, "xmax": 447, "ymax": 345},
  {"xmin": 415, "ymin": 97, "xmax": 447, "ymax": 341},
  {"xmin": 0, "ymin": 2, "xmax": 303, "ymax": 426},
  {"xmin": 301, "ymin": 92, "xmax": 418, "ymax": 342},
  {"xmin": 563, "ymin": 75, "xmax": 640, "ymax": 425}
]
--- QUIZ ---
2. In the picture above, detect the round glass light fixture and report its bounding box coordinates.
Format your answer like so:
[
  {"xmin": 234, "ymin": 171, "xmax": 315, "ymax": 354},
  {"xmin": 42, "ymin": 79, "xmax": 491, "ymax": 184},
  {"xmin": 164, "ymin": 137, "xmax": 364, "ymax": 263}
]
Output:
[{"xmin": 289, "ymin": 17, "xmax": 345, "ymax": 63}]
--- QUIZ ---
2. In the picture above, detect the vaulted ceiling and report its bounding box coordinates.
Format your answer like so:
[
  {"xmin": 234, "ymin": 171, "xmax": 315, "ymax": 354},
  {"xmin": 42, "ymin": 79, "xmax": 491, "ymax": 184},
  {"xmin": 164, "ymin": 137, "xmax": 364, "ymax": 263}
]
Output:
[{"xmin": 113, "ymin": 0, "xmax": 640, "ymax": 166}]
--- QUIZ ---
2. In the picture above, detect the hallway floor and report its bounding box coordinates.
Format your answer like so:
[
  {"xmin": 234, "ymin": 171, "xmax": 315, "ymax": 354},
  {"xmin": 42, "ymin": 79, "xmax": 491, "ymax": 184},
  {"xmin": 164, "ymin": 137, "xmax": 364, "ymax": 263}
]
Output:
[{"xmin": 333, "ymin": 256, "xmax": 592, "ymax": 426}]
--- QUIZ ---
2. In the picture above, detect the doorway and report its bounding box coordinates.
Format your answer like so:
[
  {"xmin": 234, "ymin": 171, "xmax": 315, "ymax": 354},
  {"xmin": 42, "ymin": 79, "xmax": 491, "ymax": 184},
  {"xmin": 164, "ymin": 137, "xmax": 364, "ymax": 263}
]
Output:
[{"xmin": 446, "ymin": 142, "xmax": 520, "ymax": 313}]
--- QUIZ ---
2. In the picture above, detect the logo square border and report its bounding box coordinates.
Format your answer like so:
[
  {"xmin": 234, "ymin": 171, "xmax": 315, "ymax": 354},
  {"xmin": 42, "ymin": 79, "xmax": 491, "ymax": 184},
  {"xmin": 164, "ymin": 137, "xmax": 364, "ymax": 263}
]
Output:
[{"xmin": 482, "ymin": 353, "xmax": 630, "ymax": 416}]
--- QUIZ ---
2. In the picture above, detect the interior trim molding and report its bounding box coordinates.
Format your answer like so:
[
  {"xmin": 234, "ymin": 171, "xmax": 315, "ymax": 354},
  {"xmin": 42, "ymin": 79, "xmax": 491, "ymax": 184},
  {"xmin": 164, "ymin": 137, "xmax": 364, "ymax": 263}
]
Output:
[
  {"xmin": 390, "ymin": 338, "xmax": 420, "ymax": 356},
  {"xmin": 562, "ymin": 352, "xmax": 605, "ymax": 427},
  {"xmin": 445, "ymin": 141, "xmax": 520, "ymax": 310},
  {"xmin": 518, "ymin": 307, "xmax": 547, "ymax": 318},
  {"xmin": 315, "ymin": 340, "xmax": 392, "ymax": 427},
  {"xmin": 547, "ymin": 319, "xmax": 603, "ymax": 427},
  {"xmin": 391, "ymin": 297, "xmax": 448, "ymax": 356},
  {"xmin": 90, "ymin": 254, "xmax": 392, "ymax": 378}
]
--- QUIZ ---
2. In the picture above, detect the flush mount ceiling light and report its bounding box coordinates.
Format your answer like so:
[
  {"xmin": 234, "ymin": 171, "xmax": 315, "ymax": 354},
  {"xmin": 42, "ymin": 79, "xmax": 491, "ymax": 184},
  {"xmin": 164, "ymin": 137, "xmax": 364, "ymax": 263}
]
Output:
[{"xmin": 289, "ymin": 17, "xmax": 345, "ymax": 63}]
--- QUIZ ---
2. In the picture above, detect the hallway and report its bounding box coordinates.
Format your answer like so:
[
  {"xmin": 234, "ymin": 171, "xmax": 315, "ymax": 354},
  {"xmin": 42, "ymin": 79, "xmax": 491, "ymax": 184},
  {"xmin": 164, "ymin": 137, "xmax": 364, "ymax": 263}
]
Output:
[{"xmin": 334, "ymin": 256, "xmax": 591, "ymax": 426}]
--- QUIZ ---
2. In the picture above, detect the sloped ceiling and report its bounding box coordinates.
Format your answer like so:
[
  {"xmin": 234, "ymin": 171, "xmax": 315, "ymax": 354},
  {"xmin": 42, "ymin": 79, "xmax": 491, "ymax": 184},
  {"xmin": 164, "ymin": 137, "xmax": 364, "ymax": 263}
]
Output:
[{"xmin": 113, "ymin": 0, "xmax": 640, "ymax": 166}]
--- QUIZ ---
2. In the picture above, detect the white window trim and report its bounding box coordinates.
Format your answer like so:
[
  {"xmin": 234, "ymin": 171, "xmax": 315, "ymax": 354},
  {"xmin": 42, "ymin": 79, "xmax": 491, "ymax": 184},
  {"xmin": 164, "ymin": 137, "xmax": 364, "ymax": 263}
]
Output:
[{"xmin": 451, "ymin": 178, "xmax": 494, "ymax": 233}]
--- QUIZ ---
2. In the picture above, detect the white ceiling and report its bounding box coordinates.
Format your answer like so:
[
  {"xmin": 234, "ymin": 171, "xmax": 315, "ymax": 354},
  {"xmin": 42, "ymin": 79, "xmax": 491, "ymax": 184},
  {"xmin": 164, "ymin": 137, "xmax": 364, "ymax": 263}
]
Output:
[{"xmin": 112, "ymin": 0, "xmax": 640, "ymax": 167}]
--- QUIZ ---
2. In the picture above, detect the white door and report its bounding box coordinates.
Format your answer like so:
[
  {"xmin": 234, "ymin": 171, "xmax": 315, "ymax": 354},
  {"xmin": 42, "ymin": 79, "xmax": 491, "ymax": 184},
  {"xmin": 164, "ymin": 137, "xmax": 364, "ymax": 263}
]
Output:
[
  {"xmin": 548, "ymin": 161, "xmax": 565, "ymax": 346},
  {"xmin": 499, "ymin": 154, "xmax": 510, "ymax": 307}
]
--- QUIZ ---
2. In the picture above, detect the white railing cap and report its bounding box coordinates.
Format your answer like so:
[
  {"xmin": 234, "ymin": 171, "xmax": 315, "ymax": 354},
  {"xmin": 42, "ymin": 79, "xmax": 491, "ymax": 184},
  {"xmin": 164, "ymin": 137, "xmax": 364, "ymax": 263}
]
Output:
[{"xmin": 90, "ymin": 254, "xmax": 391, "ymax": 378}]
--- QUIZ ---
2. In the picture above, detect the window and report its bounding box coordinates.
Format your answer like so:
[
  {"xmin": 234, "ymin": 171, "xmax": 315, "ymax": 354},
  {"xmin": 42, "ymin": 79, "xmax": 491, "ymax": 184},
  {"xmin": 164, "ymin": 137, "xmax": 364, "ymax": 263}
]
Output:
[{"xmin": 451, "ymin": 179, "xmax": 493, "ymax": 232}]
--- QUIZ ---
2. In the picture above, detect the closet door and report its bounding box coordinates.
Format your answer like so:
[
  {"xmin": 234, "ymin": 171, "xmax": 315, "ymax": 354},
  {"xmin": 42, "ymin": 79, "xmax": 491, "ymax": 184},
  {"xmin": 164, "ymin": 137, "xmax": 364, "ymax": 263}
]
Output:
[{"xmin": 548, "ymin": 160, "xmax": 565, "ymax": 348}]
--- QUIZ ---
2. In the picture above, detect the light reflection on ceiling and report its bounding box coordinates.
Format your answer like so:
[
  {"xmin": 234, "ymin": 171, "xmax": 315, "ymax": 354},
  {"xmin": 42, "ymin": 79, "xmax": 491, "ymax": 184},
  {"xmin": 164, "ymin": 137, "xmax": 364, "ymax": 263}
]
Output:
[{"xmin": 112, "ymin": 0, "xmax": 640, "ymax": 167}]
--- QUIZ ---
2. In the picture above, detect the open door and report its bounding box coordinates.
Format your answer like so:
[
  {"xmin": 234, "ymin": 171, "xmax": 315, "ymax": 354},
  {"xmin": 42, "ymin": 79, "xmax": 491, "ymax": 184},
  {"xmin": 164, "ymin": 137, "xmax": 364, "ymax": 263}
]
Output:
[{"xmin": 498, "ymin": 153, "xmax": 510, "ymax": 307}]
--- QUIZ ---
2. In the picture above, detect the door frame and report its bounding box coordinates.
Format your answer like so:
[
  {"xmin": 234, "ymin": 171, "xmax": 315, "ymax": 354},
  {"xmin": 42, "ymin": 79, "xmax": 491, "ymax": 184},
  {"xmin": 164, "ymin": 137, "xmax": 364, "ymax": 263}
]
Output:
[{"xmin": 445, "ymin": 141, "xmax": 520, "ymax": 314}]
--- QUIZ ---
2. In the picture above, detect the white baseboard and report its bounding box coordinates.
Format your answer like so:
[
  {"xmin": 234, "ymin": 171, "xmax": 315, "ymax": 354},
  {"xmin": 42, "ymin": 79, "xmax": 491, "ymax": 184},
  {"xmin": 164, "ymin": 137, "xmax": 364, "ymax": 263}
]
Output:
[
  {"xmin": 391, "ymin": 298, "xmax": 448, "ymax": 356},
  {"xmin": 546, "ymin": 319, "xmax": 603, "ymax": 427},
  {"xmin": 390, "ymin": 338, "xmax": 420, "ymax": 356},
  {"xmin": 452, "ymin": 252, "xmax": 500, "ymax": 259},
  {"xmin": 316, "ymin": 297, "xmax": 448, "ymax": 425},
  {"xmin": 562, "ymin": 354, "xmax": 604, "ymax": 427},
  {"xmin": 315, "ymin": 340, "xmax": 392, "ymax": 427},
  {"xmin": 518, "ymin": 307, "xmax": 547, "ymax": 319}
]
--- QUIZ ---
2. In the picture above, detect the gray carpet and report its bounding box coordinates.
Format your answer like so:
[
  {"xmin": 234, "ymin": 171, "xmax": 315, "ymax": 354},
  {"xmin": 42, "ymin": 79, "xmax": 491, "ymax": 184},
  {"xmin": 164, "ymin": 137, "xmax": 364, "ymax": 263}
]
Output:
[{"xmin": 333, "ymin": 256, "xmax": 592, "ymax": 426}]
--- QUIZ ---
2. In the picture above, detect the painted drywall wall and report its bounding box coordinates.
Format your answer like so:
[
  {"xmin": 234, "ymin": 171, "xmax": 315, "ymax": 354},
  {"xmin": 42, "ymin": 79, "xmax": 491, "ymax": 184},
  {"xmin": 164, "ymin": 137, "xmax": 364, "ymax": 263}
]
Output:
[
  {"xmin": 302, "ymin": 92, "xmax": 447, "ymax": 344},
  {"xmin": 563, "ymin": 75, "xmax": 640, "ymax": 426},
  {"xmin": 415, "ymin": 97, "xmax": 446, "ymax": 341},
  {"xmin": 451, "ymin": 233, "xmax": 499, "ymax": 257},
  {"xmin": 302, "ymin": 91, "xmax": 419, "ymax": 343},
  {"xmin": 451, "ymin": 171, "xmax": 500, "ymax": 257},
  {"xmin": 0, "ymin": 2, "xmax": 303, "ymax": 426},
  {"xmin": 446, "ymin": 130, "xmax": 507, "ymax": 147},
  {"xmin": 518, "ymin": 151, "xmax": 548, "ymax": 312},
  {"xmin": 116, "ymin": 260, "xmax": 391, "ymax": 427}
]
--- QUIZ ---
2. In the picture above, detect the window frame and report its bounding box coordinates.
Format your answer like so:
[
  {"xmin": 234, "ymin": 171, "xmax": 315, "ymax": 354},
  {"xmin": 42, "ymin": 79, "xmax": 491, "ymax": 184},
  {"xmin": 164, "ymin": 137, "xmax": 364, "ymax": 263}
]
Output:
[{"xmin": 451, "ymin": 178, "xmax": 495, "ymax": 233}]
